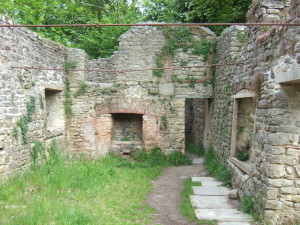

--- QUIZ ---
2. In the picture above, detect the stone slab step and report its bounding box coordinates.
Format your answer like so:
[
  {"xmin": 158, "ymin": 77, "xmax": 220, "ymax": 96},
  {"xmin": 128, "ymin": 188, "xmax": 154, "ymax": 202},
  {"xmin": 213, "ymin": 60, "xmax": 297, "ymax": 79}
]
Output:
[
  {"xmin": 195, "ymin": 209, "xmax": 251, "ymax": 222},
  {"xmin": 111, "ymin": 140, "xmax": 143, "ymax": 145},
  {"xmin": 192, "ymin": 177, "xmax": 223, "ymax": 187},
  {"xmin": 193, "ymin": 186, "xmax": 230, "ymax": 196},
  {"xmin": 192, "ymin": 177, "xmax": 218, "ymax": 182},
  {"xmin": 218, "ymin": 222, "xmax": 252, "ymax": 225},
  {"xmin": 192, "ymin": 158, "xmax": 204, "ymax": 164},
  {"xmin": 190, "ymin": 195, "xmax": 233, "ymax": 209}
]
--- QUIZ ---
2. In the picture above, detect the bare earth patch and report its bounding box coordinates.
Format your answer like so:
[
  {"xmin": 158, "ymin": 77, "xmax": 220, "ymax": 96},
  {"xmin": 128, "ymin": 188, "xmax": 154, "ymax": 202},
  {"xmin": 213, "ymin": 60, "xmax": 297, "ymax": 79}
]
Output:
[{"xmin": 147, "ymin": 163, "xmax": 206, "ymax": 225}]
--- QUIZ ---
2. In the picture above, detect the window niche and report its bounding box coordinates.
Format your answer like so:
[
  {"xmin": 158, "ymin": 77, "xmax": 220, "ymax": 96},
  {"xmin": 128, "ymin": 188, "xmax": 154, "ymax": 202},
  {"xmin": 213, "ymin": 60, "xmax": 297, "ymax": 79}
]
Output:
[
  {"xmin": 45, "ymin": 88, "xmax": 64, "ymax": 132},
  {"xmin": 230, "ymin": 89, "xmax": 256, "ymax": 174}
]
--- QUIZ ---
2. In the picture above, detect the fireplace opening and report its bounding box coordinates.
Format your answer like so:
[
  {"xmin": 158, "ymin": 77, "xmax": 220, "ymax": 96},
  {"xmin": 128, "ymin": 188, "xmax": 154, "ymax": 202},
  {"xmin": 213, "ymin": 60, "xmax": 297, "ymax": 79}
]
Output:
[{"xmin": 110, "ymin": 113, "xmax": 143, "ymax": 155}]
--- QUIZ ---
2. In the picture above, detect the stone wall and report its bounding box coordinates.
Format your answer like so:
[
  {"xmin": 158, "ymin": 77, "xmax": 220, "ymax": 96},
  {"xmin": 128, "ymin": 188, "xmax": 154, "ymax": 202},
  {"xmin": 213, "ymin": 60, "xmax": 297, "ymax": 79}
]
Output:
[
  {"xmin": 0, "ymin": 15, "xmax": 68, "ymax": 178},
  {"xmin": 209, "ymin": 0, "xmax": 300, "ymax": 223},
  {"xmin": 67, "ymin": 25, "xmax": 215, "ymax": 156}
]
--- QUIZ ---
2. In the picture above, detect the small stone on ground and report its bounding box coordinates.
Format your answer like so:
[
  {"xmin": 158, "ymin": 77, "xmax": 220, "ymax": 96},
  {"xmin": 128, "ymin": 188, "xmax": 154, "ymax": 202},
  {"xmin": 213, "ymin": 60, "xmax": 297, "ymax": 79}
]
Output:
[{"xmin": 192, "ymin": 158, "xmax": 204, "ymax": 164}]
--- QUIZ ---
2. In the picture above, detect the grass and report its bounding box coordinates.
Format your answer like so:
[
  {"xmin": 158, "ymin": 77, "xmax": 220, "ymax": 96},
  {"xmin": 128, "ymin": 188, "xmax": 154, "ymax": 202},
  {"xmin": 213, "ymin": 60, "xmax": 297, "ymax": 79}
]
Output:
[
  {"xmin": 180, "ymin": 178, "xmax": 217, "ymax": 225},
  {"xmin": 0, "ymin": 144, "xmax": 192, "ymax": 225},
  {"xmin": 204, "ymin": 147, "xmax": 232, "ymax": 187},
  {"xmin": 185, "ymin": 141, "xmax": 205, "ymax": 156},
  {"xmin": 239, "ymin": 195, "xmax": 261, "ymax": 222},
  {"xmin": 133, "ymin": 146, "xmax": 192, "ymax": 167}
]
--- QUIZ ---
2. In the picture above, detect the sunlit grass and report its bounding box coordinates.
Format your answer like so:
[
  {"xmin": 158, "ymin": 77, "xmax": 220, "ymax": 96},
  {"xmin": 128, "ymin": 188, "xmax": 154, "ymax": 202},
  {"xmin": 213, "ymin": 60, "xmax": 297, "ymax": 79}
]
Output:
[
  {"xmin": 0, "ymin": 154, "xmax": 161, "ymax": 224},
  {"xmin": 0, "ymin": 144, "xmax": 193, "ymax": 225}
]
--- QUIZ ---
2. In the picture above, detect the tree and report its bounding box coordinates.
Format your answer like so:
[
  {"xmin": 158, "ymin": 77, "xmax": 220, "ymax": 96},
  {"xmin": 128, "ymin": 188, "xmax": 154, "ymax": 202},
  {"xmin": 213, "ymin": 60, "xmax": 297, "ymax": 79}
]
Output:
[
  {"xmin": 0, "ymin": 0, "xmax": 141, "ymax": 58},
  {"xmin": 141, "ymin": 0, "xmax": 252, "ymax": 35}
]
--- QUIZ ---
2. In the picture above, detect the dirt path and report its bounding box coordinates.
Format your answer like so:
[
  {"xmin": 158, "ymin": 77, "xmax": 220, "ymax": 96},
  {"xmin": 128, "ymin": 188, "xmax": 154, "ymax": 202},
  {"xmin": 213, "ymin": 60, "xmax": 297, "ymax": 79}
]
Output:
[{"xmin": 147, "ymin": 163, "xmax": 207, "ymax": 225}]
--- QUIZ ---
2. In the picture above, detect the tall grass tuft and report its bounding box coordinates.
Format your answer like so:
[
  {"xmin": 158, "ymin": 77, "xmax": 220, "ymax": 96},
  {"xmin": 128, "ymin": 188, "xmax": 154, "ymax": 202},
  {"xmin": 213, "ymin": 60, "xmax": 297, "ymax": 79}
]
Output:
[
  {"xmin": 204, "ymin": 146, "xmax": 232, "ymax": 187},
  {"xmin": 133, "ymin": 146, "xmax": 192, "ymax": 167},
  {"xmin": 0, "ymin": 142, "xmax": 193, "ymax": 224},
  {"xmin": 185, "ymin": 141, "xmax": 205, "ymax": 156}
]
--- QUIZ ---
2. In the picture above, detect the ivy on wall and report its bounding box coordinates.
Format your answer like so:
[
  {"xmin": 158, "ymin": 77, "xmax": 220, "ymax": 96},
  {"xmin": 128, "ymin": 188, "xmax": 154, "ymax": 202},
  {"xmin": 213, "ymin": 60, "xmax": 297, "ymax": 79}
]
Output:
[
  {"xmin": 13, "ymin": 96, "xmax": 36, "ymax": 144},
  {"xmin": 154, "ymin": 26, "xmax": 216, "ymax": 86}
]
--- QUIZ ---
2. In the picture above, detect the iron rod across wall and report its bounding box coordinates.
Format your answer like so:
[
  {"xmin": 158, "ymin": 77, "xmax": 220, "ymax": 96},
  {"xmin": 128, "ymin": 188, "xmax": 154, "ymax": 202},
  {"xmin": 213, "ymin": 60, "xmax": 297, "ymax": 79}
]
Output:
[{"xmin": 0, "ymin": 23, "xmax": 299, "ymax": 28}]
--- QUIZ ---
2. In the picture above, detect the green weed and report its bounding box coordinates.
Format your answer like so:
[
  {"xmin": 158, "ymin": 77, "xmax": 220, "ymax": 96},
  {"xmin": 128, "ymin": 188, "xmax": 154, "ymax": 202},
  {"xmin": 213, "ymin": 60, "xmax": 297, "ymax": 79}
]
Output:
[
  {"xmin": 204, "ymin": 147, "xmax": 232, "ymax": 187},
  {"xmin": 15, "ymin": 96, "xmax": 36, "ymax": 144},
  {"xmin": 0, "ymin": 144, "xmax": 163, "ymax": 225},
  {"xmin": 180, "ymin": 178, "xmax": 217, "ymax": 225},
  {"xmin": 64, "ymin": 61, "xmax": 77, "ymax": 69},
  {"xmin": 185, "ymin": 141, "xmax": 205, "ymax": 156},
  {"xmin": 239, "ymin": 195, "xmax": 261, "ymax": 222},
  {"xmin": 63, "ymin": 79, "xmax": 73, "ymax": 116},
  {"xmin": 73, "ymin": 82, "xmax": 87, "ymax": 98},
  {"xmin": 133, "ymin": 146, "xmax": 191, "ymax": 167}
]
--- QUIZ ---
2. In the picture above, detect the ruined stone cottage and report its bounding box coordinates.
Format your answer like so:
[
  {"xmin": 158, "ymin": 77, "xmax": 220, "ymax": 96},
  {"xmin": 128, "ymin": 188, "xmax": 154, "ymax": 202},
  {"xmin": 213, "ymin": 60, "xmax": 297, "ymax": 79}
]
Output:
[{"xmin": 0, "ymin": 0, "xmax": 300, "ymax": 223}]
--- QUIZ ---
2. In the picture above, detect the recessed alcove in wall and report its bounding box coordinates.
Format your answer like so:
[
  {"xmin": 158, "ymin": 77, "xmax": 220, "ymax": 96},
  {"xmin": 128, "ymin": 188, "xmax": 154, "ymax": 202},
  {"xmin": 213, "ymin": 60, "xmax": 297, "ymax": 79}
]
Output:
[
  {"xmin": 45, "ymin": 89, "xmax": 64, "ymax": 131},
  {"xmin": 280, "ymin": 84, "xmax": 300, "ymax": 146},
  {"xmin": 230, "ymin": 89, "xmax": 256, "ymax": 174},
  {"xmin": 110, "ymin": 113, "xmax": 143, "ymax": 154}
]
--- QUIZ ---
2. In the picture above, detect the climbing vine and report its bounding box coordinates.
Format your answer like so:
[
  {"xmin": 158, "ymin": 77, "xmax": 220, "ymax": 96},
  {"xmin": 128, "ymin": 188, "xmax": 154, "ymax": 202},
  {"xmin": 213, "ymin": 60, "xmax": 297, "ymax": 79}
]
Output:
[
  {"xmin": 154, "ymin": 26, "xmax": 215, "ymax": 86},
  {"xmin": 73, "ymin": 82, "xmax": 87, "ymax": 98},
  {"xmin": 160, "ymin": 116, "xmax": 168, "ymax": 130},
  {"xmin": 14, "ymin": 96, "xmax": 36, "ymax": 144},
  {"xmin": 63, "ymin": 79, "xmax": 73, "ymax": 117}
]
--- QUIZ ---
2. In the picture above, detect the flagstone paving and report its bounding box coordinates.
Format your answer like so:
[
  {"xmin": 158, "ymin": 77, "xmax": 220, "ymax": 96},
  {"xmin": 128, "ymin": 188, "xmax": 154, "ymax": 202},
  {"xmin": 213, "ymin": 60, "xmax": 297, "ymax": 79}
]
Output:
[{"xmin": 191, "ymin": 158, "xmax": 252, "ymax": 225}]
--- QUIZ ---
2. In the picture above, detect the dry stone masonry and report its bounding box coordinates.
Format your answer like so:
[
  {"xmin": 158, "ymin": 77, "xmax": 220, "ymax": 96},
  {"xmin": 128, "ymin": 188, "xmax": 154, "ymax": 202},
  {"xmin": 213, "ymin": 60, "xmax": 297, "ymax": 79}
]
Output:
[
  {"xmin": 0, "ymin": 0, "xmax": 300, "ymax": 223},
  {"xmin": 208, "ymin": 0, "xmax": 300, "ymax": 223}
]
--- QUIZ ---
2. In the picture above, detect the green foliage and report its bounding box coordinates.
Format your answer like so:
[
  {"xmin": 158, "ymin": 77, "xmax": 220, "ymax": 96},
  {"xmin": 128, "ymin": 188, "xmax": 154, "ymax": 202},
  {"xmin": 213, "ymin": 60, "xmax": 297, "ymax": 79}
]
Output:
[
  {"xmin": 163, "ymin": 26, "xmax": 191, "ymax": 56},
  {"xmin": 179, "ymin": 60, "xmax": 188, "ymax": 67},
  {"xmin": 153, "ymin": 54, "xmax": 164, "ymax": 77},
  {"xmin": 12, "ymin": 127, "xmax": 18, "ymax": 140},
  {"xmin": 180, "ymin": 178, "xmax": 201, "ymax": 222},
  {"xmin": 154, "ymin": 26, "xmax": 214, "ymax": 78},
  {"xmin": 237, "ymin": 30, "xmax": 247, "ymax": 43},
  {"xmin": 73, "ymin": 82, "xmax": 87, "ymax": 98},
  {"xmin": 63, "ymin": 79, "xmax": 73, "ymax": 116},
  {"xmin": 121, "ymin": 137, "xmax": 131, "ymax": 141},
  {"xmin": 238, "ymin": 126, "xmax": 245, "ymax": 134},
  {"xmin": 133, "ymin": 146, "xmax": 192, "ymax": 167},
  {"xmin": 204, "ymin": 146, "xmax": 232, "ymax": 187},
  {"xmin": 236, "ymin": 141, "xmax": 250, "ymax": 161},
  {"xmin": 187, "ymin": 76, "xmax": 197, "ymax": 88},
  {"xmin": 192, "ymin": 40, "xmax": 212, "ymax": 61},
  {"xmin": 64, "ymin": 61, "xmax": 77, "ymax": 69},
  {"xmin": 185, "ymin": 141, "xmax": 205, "ymax": 156},
  {"xmin": 142, "ymin": 0, "xmax": 179, "ymax": 22},
  {"xmin": 30, "ymin": 141, "xmax": 44, "ymax": 169},
  {"xmin": 0, "ymin": 145, "xmax": 162, "ymax": 224},
  {"xmin": 240, "ymin": 196, "xmax": 254, "ymax": 214},
  {"xmin": 0, "ymin": 0, "xmax": 141, "ymax": 58},
  {"xmin": 160, "ymin": 116, "xmax": 168, "ymax": 130},
  {"xmin": 100, "ymin": 88, "xmax": 111, "ymax": 95},
  {"xmin": 171, "ymin": 74, "xmax": 184, "ymax": 84},
  {"xmin": 15, "ymin": 96, "xmax": 36, "ymax": 144},
  {"xmin": 142, "ymin": 0, "xmax": 252, "ymax": 36},
  {"xmin": 168, "ymin": 151, "xmax": 192, "ymax": 166}
]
